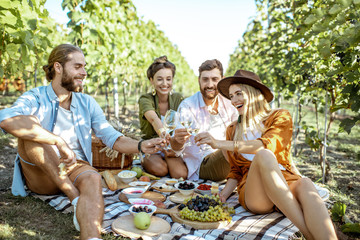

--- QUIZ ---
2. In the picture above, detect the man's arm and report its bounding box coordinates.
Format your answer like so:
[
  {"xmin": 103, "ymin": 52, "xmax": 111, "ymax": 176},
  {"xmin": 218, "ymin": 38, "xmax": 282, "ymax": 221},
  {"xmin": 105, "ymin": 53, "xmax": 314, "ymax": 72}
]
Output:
[
  {"xmin": 0, "ymin": 115, "xmax": 76, "ymax": 165},
  {"xmin": 112, "ymin": 136, "xmax": 165, "ymax": 154}
]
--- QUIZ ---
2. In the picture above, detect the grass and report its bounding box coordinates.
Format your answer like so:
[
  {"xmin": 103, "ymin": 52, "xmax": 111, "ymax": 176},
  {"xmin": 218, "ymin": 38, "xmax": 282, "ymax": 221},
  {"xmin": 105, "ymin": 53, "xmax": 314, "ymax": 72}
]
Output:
[
  {"xmin": 0, "ymin": 193, "xmax": 129, "ymax": 240},
  {"xmin": 0, "ymin": 192, "xmax": 77, "ymax": 240}
]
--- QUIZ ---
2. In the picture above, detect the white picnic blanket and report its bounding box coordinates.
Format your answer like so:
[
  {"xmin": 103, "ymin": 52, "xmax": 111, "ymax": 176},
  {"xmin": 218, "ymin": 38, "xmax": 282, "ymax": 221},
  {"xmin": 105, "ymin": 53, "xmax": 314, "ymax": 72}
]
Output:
[{"xmin": 32, "ymin": 178, "xmax": 306, "ymax": 240}]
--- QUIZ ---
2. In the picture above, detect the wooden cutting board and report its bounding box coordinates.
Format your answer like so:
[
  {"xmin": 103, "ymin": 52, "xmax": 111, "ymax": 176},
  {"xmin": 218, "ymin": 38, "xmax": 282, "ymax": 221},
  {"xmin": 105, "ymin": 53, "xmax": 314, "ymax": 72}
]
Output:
[
  {"xmin": 169, "ymin": 192, "xmax": 202, "ymax": 204},
  {"xmin": 155, "ymin": 206, "xmax": 229, "ymax": 230},
  {"xmin": 112, "ymin": 215, "xmax": 170, "ymax": 238},
  {"xmin": 119, "ymin": 191, "xmax": 166, "ymax": 204}
]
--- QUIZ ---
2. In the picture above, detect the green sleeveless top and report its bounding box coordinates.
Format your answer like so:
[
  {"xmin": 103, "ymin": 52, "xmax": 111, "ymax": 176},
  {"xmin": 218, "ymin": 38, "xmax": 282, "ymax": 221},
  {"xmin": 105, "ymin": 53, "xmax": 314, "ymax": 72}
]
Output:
[{"xmin": 138, "ymin": 92, "xmax": 183, "ymax": 140}]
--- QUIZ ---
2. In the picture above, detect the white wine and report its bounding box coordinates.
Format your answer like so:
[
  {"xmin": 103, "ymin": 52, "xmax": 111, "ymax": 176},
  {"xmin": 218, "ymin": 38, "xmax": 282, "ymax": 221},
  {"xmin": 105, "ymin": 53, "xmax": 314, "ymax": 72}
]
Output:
[
  {"xmin": 189, "ymin": 128, "xmax": 199, "ymax": 135},
  {"xmin": 167, "ymin": 125, "xmax": 176, "ymax": 131},
  {"xmin": 181, "ymin": 121, "xmax": 192, "ymax": 128}
]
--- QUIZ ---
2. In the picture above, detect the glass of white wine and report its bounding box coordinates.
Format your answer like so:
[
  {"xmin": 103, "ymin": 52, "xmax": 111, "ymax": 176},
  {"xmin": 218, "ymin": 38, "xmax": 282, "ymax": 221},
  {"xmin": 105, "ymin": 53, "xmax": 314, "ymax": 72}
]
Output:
[
  {"xmin": 163, "ymin": 109, "xmax": 177, "ymax": 150},
  {"xmin": 180, "ymin": 111, "xmax": 193, "ymax": 147}
]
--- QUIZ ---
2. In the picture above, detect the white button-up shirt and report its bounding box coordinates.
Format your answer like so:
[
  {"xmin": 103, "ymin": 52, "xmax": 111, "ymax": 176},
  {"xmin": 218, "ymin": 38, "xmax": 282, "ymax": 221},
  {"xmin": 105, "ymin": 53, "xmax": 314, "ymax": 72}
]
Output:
[{"xmin": 176, "ymin": 91, "xmax": 238, "ymax": 180}]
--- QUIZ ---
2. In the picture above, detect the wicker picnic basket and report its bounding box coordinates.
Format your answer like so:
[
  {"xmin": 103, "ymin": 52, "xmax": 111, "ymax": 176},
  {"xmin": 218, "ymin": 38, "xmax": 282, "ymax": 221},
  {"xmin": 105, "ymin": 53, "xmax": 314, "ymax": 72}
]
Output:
[{"xmin": 91, "ymin": 135, "xmax": 133, "ymax": 170}]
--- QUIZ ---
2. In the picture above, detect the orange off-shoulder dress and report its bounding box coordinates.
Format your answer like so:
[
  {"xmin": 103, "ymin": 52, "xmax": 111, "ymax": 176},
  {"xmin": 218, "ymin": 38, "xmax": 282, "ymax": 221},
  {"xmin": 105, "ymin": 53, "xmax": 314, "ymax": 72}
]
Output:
[{"xmin": 226, "ymin": 109, "xmax": 301, "ymax": 211}]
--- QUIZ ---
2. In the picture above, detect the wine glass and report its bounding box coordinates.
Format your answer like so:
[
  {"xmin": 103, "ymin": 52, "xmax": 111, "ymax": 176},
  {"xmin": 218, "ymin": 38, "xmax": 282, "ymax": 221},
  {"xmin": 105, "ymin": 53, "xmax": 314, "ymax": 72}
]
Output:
[
  {"xmin": 179, "ymin": 111, "xmax": 193, "ymax": 147},
  {"xmin": 163, "ymin": 109, "xmax": 177, "ymax": 150}
]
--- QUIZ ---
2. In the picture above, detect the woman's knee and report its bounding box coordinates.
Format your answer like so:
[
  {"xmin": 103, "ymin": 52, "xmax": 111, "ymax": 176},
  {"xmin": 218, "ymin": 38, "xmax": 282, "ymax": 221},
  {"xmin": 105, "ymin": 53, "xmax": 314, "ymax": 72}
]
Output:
[
  {"xmin": 246, "ymin": 200, "xmax": 274, "ymax": 214},
  {"xmin": 170, "ymin": 168, "xmax": 187, "ymax": 179},
  {"xmin": 253, "ymin": 149, "xmax": 277, "ymax": 169},
  {"xmin": 143, "ymin": 159, "xmax": 168, "ymax": 176},
  {"xmin": 292, "ymin": 177, "xmax": 315, "ymax": 196},
  {"xmin": 153, "ymin": 164, "xmax": 168, "ymax": 177}
]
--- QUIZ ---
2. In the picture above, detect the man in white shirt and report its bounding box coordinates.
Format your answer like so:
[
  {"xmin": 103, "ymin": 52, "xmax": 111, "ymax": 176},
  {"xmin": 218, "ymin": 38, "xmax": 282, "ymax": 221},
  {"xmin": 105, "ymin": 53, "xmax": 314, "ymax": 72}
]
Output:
[{"xmin": 171, "ymin": 59, "xmax": 237, "ymax": 180}]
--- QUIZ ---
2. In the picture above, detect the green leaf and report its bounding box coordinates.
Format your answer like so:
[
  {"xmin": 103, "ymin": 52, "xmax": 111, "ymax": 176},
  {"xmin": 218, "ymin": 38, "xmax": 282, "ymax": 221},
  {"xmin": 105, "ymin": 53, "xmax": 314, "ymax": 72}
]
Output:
[
  {"xmin": 337, "ymin": 0, "xmax": 352, "ymax": 7},
  {"xmin": 318, "ymin": 39, "xmax": 331, "ymax": 58},
  {"xmin": 354, "ymin": 0, "xmax": 360, "ymax": 5},
  {"xmin": 28, "ymin": 19, "xmax": 37, "ymax": 30},
  {"xmin": 6, "ymin": 43, "xmax": 19, "ymax": 56},
  {"xmin": 0, "ymin": 65, "xmax": 3, "ymax": 78},
  {"xmin": 0, "ymin": 10, "xmax": 17, "ymax": 26},
  {"xmin": 351, "ymin": 99, "xmax": 360, "ymax": 112},
  {"xmin": 331, "ymin": 202, "xmax": 347, "ymax": 222},
  {"xmin": 0, "ymin": 0, "xmax": 11, "ymax": 8},
  {"xmin": 341, "ymin": 223, "xmax": 360, "ymax": 233},
  {"xmin": 304, "ymin": 14, "xmax": 318, "ymax": 25},
  {"xmin": 24, "ymin": 32, "xmax": 34, "ymax": 49},
  {"xmin": 329, "ymin": 4, "xmax": 342, "ymax": 15},
  {"xmin": 339, "ymin": 116, "xmax": 360, "ymax": 134}
]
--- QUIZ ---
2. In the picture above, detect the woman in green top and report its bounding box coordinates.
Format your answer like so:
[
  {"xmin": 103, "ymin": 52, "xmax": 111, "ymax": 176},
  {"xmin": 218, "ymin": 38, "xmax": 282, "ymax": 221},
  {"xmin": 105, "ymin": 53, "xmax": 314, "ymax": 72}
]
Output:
[{"xmin": 138, "ymin": 56, "xmax": 187, "ymax": 178}]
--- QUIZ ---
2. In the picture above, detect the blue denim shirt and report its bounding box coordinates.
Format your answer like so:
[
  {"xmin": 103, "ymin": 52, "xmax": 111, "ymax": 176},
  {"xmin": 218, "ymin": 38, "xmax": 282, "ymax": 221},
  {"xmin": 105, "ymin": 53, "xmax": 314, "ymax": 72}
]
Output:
[{"xmin": 0, "ymin": 83, "xmax": 122, "ymax": 196}]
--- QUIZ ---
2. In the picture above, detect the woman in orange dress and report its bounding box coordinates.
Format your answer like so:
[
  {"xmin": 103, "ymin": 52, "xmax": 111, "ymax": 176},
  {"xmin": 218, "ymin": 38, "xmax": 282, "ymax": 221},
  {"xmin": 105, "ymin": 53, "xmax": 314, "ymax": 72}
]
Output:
[{"xmin": 194, "ymin": 70, "xmax": 337, "ymax": 240}]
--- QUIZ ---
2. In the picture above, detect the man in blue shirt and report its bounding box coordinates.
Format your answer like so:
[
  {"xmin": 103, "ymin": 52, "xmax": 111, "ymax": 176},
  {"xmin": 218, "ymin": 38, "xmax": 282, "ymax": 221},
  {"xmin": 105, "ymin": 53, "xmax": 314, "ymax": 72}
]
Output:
[{"xmin": 0, "ymin": 44, "xmax": 164, "ymax": 240}]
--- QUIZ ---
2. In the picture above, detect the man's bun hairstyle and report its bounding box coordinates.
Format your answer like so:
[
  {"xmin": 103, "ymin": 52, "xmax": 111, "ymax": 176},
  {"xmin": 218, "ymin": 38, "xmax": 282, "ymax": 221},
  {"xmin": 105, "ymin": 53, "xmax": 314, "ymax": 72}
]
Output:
[{"xmin": 43, "ymin": 44, "xmax": 82, "ymax": 81}]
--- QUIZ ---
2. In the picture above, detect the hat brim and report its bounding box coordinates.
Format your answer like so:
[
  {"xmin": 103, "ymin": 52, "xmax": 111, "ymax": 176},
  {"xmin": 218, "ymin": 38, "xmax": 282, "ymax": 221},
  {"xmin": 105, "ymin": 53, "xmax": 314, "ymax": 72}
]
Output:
[{"xmin": 217, "ymin": 76, "xmax": 274, "ymax": 103}]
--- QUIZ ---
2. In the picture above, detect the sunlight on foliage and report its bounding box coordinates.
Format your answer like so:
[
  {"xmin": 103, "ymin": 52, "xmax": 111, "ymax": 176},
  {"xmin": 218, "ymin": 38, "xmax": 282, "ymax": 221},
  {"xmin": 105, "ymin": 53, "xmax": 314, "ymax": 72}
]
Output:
[{"xmin": 0, "ymin": 223, "xmax": 15, "ymax": 238}]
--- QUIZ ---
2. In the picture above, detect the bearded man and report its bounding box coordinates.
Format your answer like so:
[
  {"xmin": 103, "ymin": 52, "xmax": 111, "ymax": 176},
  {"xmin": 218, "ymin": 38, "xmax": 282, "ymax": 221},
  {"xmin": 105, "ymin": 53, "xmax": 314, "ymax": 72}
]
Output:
[
  {"xmin": 0, "ymin": 44, "xmax": 164, "ymax": 240},
  {"xmin": 170, "ymin": 59, "xmax": 237, "ymax": 181}
]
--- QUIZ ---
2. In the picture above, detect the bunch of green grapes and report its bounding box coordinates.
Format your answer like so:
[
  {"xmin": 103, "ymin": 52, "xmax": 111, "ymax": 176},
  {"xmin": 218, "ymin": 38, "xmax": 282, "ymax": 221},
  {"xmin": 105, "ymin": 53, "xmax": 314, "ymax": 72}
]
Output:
[{"xmin": 178, "ymin": 195, "xmax": 235, "ymax": 222}]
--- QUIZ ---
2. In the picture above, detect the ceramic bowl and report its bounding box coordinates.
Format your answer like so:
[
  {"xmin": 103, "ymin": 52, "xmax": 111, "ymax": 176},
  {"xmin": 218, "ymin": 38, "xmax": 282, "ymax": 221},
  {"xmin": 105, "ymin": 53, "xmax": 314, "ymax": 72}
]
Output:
[
  {"xmin": 118, "ymin": 170, "xmax": 137, "ymax": 184},
  {"xmin": 174, "ymin": 181, "xmax": 198, "ymax": 196},
  {"xmin": 128, "ymin": 198, "xmax": 154, "ymax": 205},
  {"xmin": 196, "ymin": 183, "xmax": 212, "ymax": 196},
  {"xmin": 129, "ymin": 204, "xmax": 157, "ymax": 217},
  {"xmin": 165, "ymin": 179, "xmax": 178, "ymax": 186},
  {"xmin": 122, "ymin": 187, "xmax": 146, "ymax": 199}
]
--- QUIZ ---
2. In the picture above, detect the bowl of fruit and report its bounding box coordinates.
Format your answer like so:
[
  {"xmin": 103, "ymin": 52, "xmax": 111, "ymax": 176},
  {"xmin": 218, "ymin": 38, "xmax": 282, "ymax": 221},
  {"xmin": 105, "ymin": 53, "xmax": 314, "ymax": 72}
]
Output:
[
  {"xmin": 174, "ymin": 181, "xmax": 198, "ymax": 196},
  {"xmin": 129, "ymin": 204, "xmax": 157, "ymax": 217},
  {"xmin": 196, "ymin": 183, "xmax": 212, "ymax": 195}
]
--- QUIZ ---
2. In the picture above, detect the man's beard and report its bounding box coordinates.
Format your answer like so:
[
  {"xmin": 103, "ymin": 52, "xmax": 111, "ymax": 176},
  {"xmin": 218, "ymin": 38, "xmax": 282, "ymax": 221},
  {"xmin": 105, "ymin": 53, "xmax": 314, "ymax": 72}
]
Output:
[
  {"xmin": 61, "ymin": 70, "xmax": 83, "ymax": 92},
  {"xmin": 200, "ymin": 87, "xmax": 218, "ymax": 101}
]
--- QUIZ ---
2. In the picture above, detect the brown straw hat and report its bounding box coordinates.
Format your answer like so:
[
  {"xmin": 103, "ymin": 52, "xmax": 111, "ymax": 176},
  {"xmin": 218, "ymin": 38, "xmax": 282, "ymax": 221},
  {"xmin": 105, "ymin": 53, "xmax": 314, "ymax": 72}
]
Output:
[{"xmin": 217, "ymin": 70, "xmax": 274, "ymax": 102}]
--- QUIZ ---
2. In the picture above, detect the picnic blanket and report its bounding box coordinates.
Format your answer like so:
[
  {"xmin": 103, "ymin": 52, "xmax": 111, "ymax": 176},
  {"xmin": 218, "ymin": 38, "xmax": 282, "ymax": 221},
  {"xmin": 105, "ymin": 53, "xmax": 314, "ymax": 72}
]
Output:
[{"xmin": 32, "ymin": 178, "xmax": 304, "ymax": 240}]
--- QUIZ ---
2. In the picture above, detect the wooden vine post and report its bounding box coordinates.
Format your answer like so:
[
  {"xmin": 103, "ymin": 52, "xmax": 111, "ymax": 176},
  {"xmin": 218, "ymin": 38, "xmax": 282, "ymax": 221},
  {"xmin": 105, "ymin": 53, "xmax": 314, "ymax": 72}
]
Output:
[
  {"xmin": 322, "ymin": 89, "xmax": 328, "ymax": 184},
  {"xmin": 113, "ymin": 77, "xmax": 119, "ymax": 118}
]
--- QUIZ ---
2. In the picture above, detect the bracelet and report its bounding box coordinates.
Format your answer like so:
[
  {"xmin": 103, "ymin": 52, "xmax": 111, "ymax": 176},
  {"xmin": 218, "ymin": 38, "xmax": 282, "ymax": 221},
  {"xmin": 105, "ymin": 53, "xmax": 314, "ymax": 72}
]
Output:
[
  {"xmin": 138, "ymin": 139, "xmax": 145, "ymax": 154},
  {"xmin": 233, "ymin": 141, "xmax": 240, "ymax": 153}
]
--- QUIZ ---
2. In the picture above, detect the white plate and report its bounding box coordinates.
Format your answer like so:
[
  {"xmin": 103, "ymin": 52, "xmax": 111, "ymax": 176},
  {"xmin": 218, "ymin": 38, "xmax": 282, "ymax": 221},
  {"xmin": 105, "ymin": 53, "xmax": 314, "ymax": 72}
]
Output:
[
  {"xmin": 313, "ymin": 183, "xmax": 330, "ymax": 201},
  {"xmin": 129, "ymin": 181, "xmax": 151, "ymax": 190}
]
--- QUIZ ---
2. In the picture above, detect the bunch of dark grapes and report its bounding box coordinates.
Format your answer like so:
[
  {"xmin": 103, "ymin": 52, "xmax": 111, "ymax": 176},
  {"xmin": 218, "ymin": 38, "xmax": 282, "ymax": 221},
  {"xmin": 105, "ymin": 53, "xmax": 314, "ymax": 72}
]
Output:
[
  {"xmin": 178, "ymin": 195, "xmax": 234, "ymax": 222},
  {"xmin": 178, "ymin": 181, "xmax": 195, "ymax": 190},
  {"xmin": 132, "ymin": 205, "xmax": 153, "ymax": 213}
]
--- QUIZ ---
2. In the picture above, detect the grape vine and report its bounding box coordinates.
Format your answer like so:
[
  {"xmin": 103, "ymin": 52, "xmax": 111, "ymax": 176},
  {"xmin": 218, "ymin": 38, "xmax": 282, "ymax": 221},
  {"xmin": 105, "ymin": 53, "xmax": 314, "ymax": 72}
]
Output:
[{"xmin": 227, "ymin": 0, "xmax": 360, "ymax": 179}]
